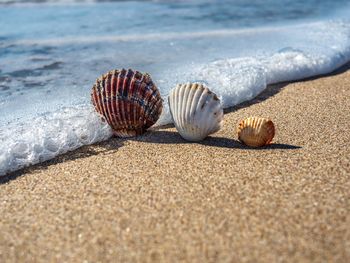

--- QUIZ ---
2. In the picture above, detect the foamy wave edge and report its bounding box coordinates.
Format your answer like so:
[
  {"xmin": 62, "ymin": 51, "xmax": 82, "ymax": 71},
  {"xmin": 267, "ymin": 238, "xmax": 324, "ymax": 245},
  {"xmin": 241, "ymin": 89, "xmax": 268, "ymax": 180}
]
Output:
[{"xmin": 0, "ymin": 106, "xmax": 113, "ymax": 176}]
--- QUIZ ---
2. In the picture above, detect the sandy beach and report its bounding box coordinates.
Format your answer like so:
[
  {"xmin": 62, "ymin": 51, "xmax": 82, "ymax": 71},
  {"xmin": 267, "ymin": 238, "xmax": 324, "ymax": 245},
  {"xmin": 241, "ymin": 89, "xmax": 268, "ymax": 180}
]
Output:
[{"xmin": 1, "ymin": 67, "xmax": 349, "ymax": 262}]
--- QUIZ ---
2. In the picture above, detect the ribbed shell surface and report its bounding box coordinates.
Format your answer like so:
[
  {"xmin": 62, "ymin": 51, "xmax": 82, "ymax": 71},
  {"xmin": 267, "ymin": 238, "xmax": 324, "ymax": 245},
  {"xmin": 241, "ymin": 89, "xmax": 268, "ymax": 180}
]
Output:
[
  {"xmin": 168, "ymin": 83, "xmax": 223, "ymax": 142},
  {"xmin": 237, "ymin": 117, "xmax": 275, "ymax": 147},
  {"xmin": 91, "ymin": 69, "xmax": 163, "ymax": 137}
]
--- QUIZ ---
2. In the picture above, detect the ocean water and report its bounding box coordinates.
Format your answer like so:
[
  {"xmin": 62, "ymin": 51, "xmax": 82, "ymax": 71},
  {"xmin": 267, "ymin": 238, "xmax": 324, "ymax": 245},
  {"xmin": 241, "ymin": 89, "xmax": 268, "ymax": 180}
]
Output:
[{"xmin": 1, "ymin": 0, "xmax": 350, "ymax": 175}]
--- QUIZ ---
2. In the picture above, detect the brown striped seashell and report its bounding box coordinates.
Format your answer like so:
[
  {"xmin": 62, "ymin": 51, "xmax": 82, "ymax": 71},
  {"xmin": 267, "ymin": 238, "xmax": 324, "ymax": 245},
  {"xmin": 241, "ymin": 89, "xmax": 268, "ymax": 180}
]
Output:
[
  {"xmin": 91, "ymin": 68, "xmax": 163, "ymax": 137},
  {"xmin": 237, "ymin": 117, "xmax": 275, "ymax": 147}
]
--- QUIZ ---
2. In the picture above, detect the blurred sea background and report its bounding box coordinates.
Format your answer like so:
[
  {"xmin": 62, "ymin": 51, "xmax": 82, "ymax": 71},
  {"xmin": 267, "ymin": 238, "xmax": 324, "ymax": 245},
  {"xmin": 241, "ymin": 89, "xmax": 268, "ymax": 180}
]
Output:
[{"xmin": 1, "ymin": 0, "xmax": 350, "ymax": 175}]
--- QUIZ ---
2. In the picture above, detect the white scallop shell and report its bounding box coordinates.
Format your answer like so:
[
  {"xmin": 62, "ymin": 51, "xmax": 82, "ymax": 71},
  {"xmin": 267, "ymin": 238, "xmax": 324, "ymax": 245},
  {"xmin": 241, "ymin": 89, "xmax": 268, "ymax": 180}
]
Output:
[{"xmin": 168, "ymin": 83, "xmax": 224, "ymax": 141}]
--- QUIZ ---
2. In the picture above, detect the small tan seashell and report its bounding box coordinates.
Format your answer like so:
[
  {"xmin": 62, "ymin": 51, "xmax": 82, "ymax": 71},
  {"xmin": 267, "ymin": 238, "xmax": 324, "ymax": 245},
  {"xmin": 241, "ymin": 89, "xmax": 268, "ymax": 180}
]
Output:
[{"xmin": 237, "ymin": 117, "xmax": 275, "ymax": 147}]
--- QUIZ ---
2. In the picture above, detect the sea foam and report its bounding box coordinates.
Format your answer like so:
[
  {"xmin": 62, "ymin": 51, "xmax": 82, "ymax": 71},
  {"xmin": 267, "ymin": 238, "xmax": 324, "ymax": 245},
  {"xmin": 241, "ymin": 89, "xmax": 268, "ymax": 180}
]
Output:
[
  {"xmin": 0, "ymin": 106, "xmax": 112, "ymax": 175},
  {"xmin": 1, "ymin": 19, "xmax": 350, "ymax": 176}
]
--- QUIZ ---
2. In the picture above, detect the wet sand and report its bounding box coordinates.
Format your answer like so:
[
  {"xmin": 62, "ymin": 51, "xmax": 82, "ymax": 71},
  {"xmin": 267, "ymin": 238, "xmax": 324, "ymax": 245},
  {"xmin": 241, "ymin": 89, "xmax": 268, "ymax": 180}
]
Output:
[{"xmin": 0, "ymin": 67, "xmax": 349, "ymax": 262}]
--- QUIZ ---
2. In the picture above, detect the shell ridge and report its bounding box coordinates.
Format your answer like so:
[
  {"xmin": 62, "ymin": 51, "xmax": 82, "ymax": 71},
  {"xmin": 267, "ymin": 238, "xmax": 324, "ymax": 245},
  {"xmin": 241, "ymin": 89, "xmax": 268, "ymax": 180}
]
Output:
[
  {"xmin": 128, "ymin": 71, "xmax": 138, "ymax": 130},
  {"xmin": 173, "ymin": 84, "xmax": 183, "ymax": 133},
  {"xmin": 183, "ymin": 83, "xmax": 194, "ymax": 127},
  {"xmin": 104, "ymin": 73, "xmax": 115, "ymax": 129},
  {"xmin": 196, "ymin": 91, "xmax": 209, "ymax": 138},
  {"xmin": 117, "ymin": 71, "xmax": 125, "ymax": 129},
  {"xmin": 179, "ymin": 84, "xmax": 187, "ymax": 133},
  {"xmin": 138, "ymin": 82, "xmax": 148, "ymax": 126},
  {"xmin": 113, "ymin": 71, "xmax": 122, "ymax": 127},
  {"xmin": 91, "ymin": 84, "xmax": 103, "ymax": 119},
  {"xmin": 125, "ymin": 69, "xmax": 134, "ymax": 130},
  {"xmin": 194, "ymin": 86, "xmax": 209, "ymax": 124},
  {"xmin": 128, "ymin": 82, "xmax": 136, "ymax": 130},
  {"xmin": 177, "ymin": 84, "xmax": 185, "ymax": 132},
  {"xmin": 99, "ymin": 77, "xmax": 113, "ymax": 128},
  {"xmin": 171, "ymin": 85, "xmax": 180, "ymax": 128},
  {"xmin": 120, "ymin": 69, "xmax": 131, "ymax": 129},
  {"xmin": 141, "ymin": 84, "xmax": 154, "ymax": 125},
  {"xmin": 115, "ymin": 70, "xmax": 123, "ymax": 130},
  {"xmin": 109, "ymin": 73, "xmax": 119, "ymax": 129},
  {"xmin": 134, "ymin": 80, "xmax": 144, "ymax": 129},
  {"xmin": 186, "ymin": 84, "xmax": 199, "ymax": 137},
  {"xmin": 132, "ymin": 78, "xmax": 141, "ymax": 130},
  {"xmin": 169, "ymin": 88, "xmax": 177, "ymax": 125},
  {"xmin": 189, "ymin": 84, "xmax": 204, "ymax": 131},
  {"xmin": 110, "ymin": 71, "xmax": 120, "ymax": 127}
]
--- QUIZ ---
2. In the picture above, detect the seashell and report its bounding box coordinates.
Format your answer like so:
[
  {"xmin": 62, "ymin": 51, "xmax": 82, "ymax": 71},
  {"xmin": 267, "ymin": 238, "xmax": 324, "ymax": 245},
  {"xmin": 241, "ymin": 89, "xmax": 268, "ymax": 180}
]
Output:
[
  {"xmin": 237, "ymin": 117, "xmax": 275, "ymax": 147},
  {"xmin": 168, "ymin": 83, "xmax": 223, "ymax": 141},
  {"xmin": 91, "ymin": 68, "xmax": 163, "ymax": 137}
]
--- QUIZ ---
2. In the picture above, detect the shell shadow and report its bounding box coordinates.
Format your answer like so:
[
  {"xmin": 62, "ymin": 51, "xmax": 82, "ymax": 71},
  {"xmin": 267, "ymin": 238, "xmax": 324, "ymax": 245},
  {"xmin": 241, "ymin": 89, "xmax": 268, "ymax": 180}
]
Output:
[
  {"xmin": 132, "ymin": 130, "xmax": 301, "ymax": 150},
  {"xmin": 200, "ymin": 136, "xmax": 301, "ymax": 150},
  {"xmin": 0, "ymin": 139, "xmax": 125, "ymax": 185}
]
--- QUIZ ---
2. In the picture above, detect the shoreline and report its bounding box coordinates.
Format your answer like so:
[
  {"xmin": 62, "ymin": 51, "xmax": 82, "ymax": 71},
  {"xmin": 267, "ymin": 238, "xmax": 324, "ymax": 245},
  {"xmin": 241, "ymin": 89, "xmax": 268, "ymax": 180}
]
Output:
[
  {"xmin": 2, "ymin": 62, "xmax": 350, "ymax": 182},
  {"xmin": 1, "ymin": 66, "xmax": 350, "ymax": 262}
]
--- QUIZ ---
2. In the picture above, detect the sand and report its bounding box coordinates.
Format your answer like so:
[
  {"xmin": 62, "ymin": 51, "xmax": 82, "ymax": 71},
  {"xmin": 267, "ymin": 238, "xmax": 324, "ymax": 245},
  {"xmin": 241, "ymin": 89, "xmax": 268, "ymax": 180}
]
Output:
[{"xmin": 0, "ymin": 67, "xmax": 350, "ymax": 263}]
